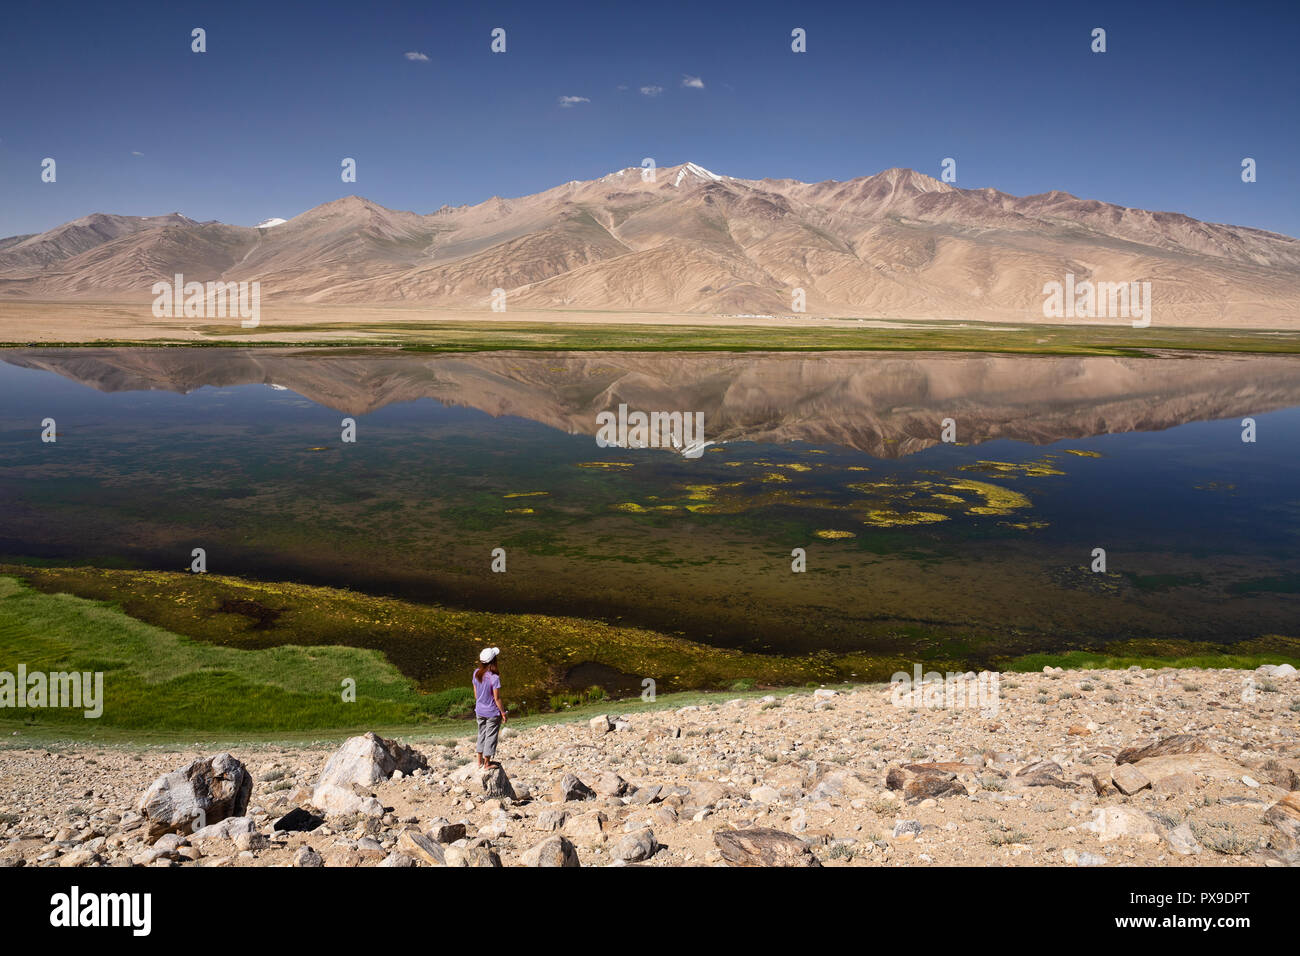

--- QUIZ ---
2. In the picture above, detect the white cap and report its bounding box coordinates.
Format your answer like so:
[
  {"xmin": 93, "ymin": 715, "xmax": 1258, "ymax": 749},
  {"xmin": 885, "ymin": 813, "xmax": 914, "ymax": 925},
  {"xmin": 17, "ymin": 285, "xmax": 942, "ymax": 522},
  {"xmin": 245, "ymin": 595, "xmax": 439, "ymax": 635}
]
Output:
[{"xmin": 479, "ymin": 647, "xmax": 500, "ymax": 664}]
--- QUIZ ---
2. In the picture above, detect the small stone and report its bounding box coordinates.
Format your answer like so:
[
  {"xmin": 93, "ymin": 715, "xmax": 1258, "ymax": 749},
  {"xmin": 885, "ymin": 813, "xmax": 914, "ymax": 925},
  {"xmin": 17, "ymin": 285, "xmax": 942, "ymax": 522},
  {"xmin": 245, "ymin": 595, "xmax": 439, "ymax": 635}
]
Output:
[{"xmin": 292, "ymin": 845, "xmax": 324, "ymax": 867}]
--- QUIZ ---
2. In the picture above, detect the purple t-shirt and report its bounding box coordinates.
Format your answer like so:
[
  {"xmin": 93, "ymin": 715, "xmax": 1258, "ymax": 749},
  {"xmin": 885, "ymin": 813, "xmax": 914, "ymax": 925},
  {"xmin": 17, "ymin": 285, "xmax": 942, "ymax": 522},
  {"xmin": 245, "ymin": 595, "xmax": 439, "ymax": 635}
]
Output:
[{"xmin": 473, "ymin": 670, "xmax": 501, "ymax": 718}]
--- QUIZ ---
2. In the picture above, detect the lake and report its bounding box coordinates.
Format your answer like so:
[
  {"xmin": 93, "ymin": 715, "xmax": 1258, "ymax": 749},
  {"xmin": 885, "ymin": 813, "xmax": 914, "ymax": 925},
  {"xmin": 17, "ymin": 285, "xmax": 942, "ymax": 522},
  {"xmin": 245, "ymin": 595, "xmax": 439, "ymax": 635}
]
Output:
[{"xmin": 2, "ymin": 347, "xmax": 1298, "ymax": 669}]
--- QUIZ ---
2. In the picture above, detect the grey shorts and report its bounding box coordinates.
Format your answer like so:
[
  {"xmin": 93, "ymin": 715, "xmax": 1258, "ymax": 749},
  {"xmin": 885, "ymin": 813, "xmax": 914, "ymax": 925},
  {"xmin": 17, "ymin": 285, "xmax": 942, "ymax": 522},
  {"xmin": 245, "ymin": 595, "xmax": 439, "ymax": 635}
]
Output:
[{"xmin": 476, "ymin": 715, "xmax": 502, "ymax": 758}]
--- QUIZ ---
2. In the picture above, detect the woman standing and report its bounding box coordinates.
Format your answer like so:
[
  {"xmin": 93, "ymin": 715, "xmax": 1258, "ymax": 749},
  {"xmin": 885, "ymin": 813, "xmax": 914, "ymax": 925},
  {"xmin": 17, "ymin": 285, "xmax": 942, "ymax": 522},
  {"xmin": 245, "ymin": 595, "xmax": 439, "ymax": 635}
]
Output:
[{"xmin": 472, "ymin": 647, "xmax": 507, "ymax": 768}]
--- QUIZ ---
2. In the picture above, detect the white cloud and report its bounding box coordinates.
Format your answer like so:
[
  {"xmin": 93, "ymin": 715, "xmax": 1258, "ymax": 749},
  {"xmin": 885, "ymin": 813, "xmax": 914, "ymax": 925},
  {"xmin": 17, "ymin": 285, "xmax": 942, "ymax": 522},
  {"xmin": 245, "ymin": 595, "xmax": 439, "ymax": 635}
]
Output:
[
  {"xmin": 558, "ymin": 95, "xmax": 591, "ymax": 108},
  {"xmin": 640, "ymin": 85, "xmax": 664, "ymax": 97},
  {"xmin": 404, "ymin": 51, "xmax": 429, "ymax": 62},
  {"xmin": 681, "ymin": 74, "xmax": 705, "ymax": 89},
  {"xmin": 131, "ymin": 151, "xmax": 144, "ymax": 157}
]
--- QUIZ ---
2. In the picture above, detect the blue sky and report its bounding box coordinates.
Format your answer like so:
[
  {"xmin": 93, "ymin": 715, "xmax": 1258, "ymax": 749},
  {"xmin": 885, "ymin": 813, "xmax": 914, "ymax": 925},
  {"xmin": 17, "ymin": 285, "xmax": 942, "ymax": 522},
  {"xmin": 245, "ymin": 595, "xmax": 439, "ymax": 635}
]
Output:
[{"xmin": 1, "ymin": 0, "xmax": 1297, "ymax": 237}]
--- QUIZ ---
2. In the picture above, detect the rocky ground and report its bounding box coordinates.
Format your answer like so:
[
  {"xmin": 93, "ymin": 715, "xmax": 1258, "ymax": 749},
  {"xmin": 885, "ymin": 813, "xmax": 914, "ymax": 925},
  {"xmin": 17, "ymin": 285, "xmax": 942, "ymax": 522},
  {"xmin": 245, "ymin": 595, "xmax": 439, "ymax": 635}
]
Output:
[{"xmin": 2, "ymin": 664, "xmax": 1298, "ymax": 867}]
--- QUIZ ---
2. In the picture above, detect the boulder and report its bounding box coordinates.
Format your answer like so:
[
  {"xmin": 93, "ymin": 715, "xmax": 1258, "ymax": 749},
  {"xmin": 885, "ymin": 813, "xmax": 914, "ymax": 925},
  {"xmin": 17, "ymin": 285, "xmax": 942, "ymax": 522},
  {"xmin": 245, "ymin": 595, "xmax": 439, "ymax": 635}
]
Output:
[
  {"xmin": 1012, "ymin": 759, "xmax": 1082, "ymax": 790},
  {"xmin": 378, "ymin": 852, "xmax": 417, "ymax": 867},
  {"xmin": 885, "ymin": 765, "xmax": 966, "ymax": 803},
  {"xmin": 714, "ymin": 828, "xmax": 821, "ymax": 867},
  {"xmin": 1126, "ymin": 752, "xmax": 1249, "ymax": 788},
  {"xmin": 480, "ymin": 765, "xmax": 518, "ymax": 802},
  {"xmin": 428, "ymin": 820, "xmax": 467, "ymax": 843},
  {"xmin": 552, "ymin": 773, "xmax": 596, "ymax": 802},
  {"xmin": 444, "ymin": 845, "xmax": 502, "ymax": 867},
  {"xmin": 190, "ymin": 815, "xmax": 256, "ymax": 842},
  {"xmin": 137, "ymin": 753, "xmax": 252, "ymax": 839},
  {"xmin": 1264, "ymin": 792, "xmax": 1300, "ymax": 848},
  {"xmin": 594, "ymin": 772, "xmax": 629, "ymax": 797},
  {"xmin": 398, "ymin": 829, "xmax": 446, "ymax": 866},
  {"xmin": 627, "ymin": 784, "xmax": 663, "ymax": 805},
  {"xmin": 611, "ymin": 827, "xmax": 659, "ymax": 863},
  {"xmin": 535, "ymin": 808, "xmax": 568, "ymax": 831},
  {"xmin": 1115, "ymin": 734, "xmax": 1207, "ymax": 765},
  {"xmin": 1111, "ymin": 764, "xmax": 1151, "ymax": 796},
  {"xmin": 589, "ymin": 715, "xmax": 612, "ymax": 736},
  {"xmin": 292, "ymin": 845, "xmax": 324, "ymax": 867},
  {"xmin": 521, "ymin": 835, "xmax": 581, "ymax": 867},
  {"xmin": 311, "ymin": 733, "xmax": 425, "ymax": 817},
  {"xmin": 566, "ymin": 811, "xmax": 610, "ymax": 845}
]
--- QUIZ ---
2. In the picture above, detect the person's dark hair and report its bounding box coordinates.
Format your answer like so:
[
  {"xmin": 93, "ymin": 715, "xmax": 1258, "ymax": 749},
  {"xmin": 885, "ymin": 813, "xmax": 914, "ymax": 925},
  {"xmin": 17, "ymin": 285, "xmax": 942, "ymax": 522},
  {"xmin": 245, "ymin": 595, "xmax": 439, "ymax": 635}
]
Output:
[{"xmin": 474, "ymin": 660, "xmax": 499, "ymax": 682}]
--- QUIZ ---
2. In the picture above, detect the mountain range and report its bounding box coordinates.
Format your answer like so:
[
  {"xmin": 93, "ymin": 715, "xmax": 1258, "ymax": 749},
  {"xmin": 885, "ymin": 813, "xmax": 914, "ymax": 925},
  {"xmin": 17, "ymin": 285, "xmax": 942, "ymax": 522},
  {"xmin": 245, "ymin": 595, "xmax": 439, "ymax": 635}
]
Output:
[{"xmin": 3, "ymin": 163, "xmax": 1298, "ymax": 326}]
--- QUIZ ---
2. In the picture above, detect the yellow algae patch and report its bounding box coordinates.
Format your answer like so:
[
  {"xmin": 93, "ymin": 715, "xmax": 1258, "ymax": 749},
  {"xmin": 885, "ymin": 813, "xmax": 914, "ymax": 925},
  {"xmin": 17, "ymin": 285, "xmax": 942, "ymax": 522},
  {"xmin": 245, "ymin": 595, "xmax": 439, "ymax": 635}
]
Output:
[
  {"xmin": 576, "ymin": 461, "xmax": 634, "ymax": 469},
  {"xmin": 999, "ymin": 520, "xmax": 1049, "ymax": 530},
  {"xmin": 505, "ymin": 507, "xmax": 535, "ymax": 515},
  {"xmin": 1062, "ymin": 449, "xmax": 1103, "ymax": 458},
  {"xmin": 307, "ymin": 446, "xmax": 328, "ymax": 452},
  {"xmin": 959, "ymin": 459, "xmax": 1065, "ymax": 478},
  {"xmin": 503, "ymin": 491, "xmax": 549, "ymax": 498},
  {"xmin": 930, "ymin": 493, "xmax": 965, "ymax": 503},
  {"xmin": 947, "ymin": 478, "xmax": 1031, "ymax": 515},
  {"xmin": 846, "ymin": 466, "xmax": 871, "ymax": 472},
  {"xmin": 681, "ymin": 482, "xmax": 743, "ymax": 500},
  {"xmin": 775, "ymin": 463, "xmax": 812, "ymax": 472},
  {"xmin": 863, "ymin": 509, "xmax": 950, "ymax": 527},
  {"xmin": 759, "ymin": 472, "xmax": 790, "ymax": 483},
  {"xmin": 612, "ymin": 502, "xmax": 677, "ymax": 514},
  {"xmin": 814, "ymin": 529, "xmax": 857, "ymax": 539}
]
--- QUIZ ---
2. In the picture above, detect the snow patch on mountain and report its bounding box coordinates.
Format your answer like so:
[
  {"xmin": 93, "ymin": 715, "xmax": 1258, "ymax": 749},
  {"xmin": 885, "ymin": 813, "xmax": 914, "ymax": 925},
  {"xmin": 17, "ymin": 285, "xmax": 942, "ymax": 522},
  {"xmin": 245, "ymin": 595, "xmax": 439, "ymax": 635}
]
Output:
[{"xmin": 674, "ymin": 162, "xmax": 723, "ymax": 186}]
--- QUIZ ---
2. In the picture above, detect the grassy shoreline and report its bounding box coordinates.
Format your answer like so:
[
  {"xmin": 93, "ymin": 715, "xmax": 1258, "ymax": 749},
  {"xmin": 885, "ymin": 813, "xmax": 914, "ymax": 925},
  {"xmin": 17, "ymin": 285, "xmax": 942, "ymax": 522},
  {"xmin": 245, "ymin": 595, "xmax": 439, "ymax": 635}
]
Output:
[
  {"xmin": 1, "ymin": 566, "xmax": 1296, "ymax": 748},
  {"xmin": 4, "ymin": 316, "xmax": 1300, "ymax": 355}
]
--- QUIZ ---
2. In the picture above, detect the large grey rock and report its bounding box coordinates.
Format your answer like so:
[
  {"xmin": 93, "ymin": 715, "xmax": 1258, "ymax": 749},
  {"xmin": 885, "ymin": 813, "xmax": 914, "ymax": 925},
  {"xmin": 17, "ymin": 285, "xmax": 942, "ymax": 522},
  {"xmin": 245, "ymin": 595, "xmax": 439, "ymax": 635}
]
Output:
[
  {"xmin": 311, "ymin": 732, "xmax": 425, "ymax": 817},
  {"xmin": 292, "ymin": 845, "xmax": 324, "ymax": 867},
  {"xmin": 611, "ymin": 827, "xmax": 658, "ymax": 863},
  {"xmin": 552, "ymin": 773, "xmax": 595, "ymax": 802},
  {"xmin": 137, "ymin": 753, "xmax": 252, "ymax": 840},
  {"xmin": 521, "ymin": 835, "xmax": 581, "ymax": 867},
  {"xmin": 191, "ymin": 815, "xmax": 256, "ymax": 842},
  {"xmin": 480, "ymin": 765, "xmax": 517, "ymax": 802},
  {"xmin": 444, "ymin": 845, "xmax": 502, "ymax": 867},
  {"xmin": 594, "ymin": 772, "xmax": 629, "ymax": 797},
  {"xmin": 714, "ymin": 828, "xmax": 821, "ymax": 867}
]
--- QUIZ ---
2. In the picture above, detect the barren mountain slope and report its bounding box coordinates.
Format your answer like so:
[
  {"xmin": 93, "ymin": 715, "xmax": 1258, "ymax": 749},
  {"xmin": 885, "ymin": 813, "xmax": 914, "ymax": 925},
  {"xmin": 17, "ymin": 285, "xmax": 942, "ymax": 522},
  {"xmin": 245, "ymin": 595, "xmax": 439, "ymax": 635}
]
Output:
[{"xmin": 3, "ymin": 164, "xmax": 1298, "ymax": 326}]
